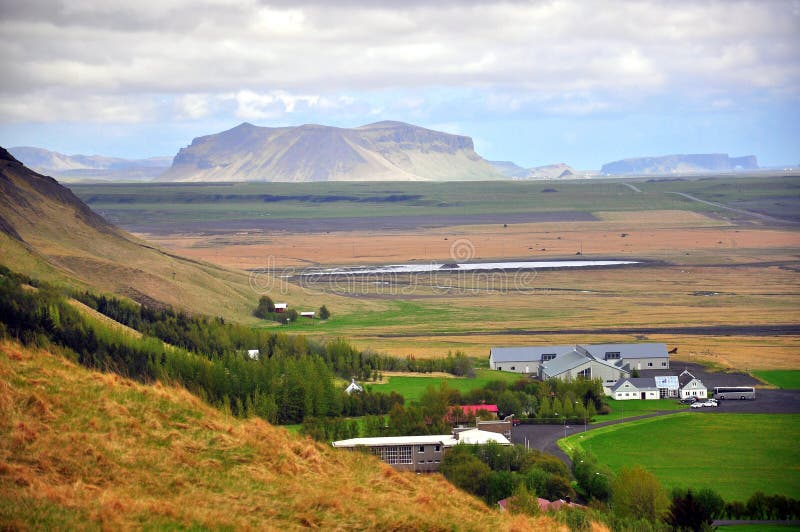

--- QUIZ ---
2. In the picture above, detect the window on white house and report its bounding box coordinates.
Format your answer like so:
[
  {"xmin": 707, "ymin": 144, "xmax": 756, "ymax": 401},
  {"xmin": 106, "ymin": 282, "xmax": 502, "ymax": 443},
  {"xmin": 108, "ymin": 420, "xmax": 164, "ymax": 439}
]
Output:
[
  {"xmin": 542, "ymin": 353, "xmax": 557, "ymax": 361},
  {"xmin": 662, "ymin": 362, "xmax": 667, "ymax": 366},
  {"xmin": 418, "ymin": 446, "xmax": 425, "ymax": 453},
  {"xmin": 605, "ymin": 351, "xmax": 621, "ymax": 360},
  {"xmin": 434, "ymin": 445, "xmax": 440, "ymax": 452},
  {"xmin": 510, "ymin": 366, "xmax": 515, "ymax": 370},
  {"xmin": 648, "ymin": 362, "xmax": 653, "ymax": 367}
]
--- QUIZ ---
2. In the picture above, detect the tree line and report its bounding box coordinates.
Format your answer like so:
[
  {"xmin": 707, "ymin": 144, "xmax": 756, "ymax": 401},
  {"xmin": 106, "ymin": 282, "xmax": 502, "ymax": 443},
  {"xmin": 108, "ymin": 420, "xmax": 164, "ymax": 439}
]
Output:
[
  {"xmin": 73, "ymin": 291, "xmax": 473, "ymax": 381},
  {"xmin": 0, "ymin": 267, "xmax": 401, "ymax": 424}
]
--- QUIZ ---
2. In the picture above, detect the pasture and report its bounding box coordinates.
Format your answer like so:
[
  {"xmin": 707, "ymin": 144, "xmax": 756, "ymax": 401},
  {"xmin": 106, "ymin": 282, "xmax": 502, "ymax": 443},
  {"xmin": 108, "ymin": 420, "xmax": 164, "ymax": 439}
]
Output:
[
  {"xmin": 368, "ymin": 369, "xmax": 523, "ymax": 403},
  {"xmin": 69, "ymin": 176, "xmax": 800, "ymax": 371},
  {"xmin": 753, "ymin": 370, "xmax": 800, "ymax": 389},
  {"xmin": 560, "ymin": 413, "xmax": 800, "ymax": 501}
]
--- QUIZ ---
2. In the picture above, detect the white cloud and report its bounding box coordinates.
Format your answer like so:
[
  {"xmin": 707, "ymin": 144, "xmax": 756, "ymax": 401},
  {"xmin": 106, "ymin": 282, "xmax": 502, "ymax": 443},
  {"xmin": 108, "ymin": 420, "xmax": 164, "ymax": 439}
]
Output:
[{"xmin": 0, "ymin": 0, "xmax": 797, "ymax": 124}]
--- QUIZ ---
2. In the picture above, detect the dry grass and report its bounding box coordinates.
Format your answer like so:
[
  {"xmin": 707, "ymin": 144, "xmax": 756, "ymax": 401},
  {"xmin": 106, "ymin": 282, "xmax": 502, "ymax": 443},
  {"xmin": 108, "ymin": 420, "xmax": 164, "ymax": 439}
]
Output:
[
  {"xmin": 0, "ymin": 339, "xmax": 573, "ymax": 531},
  {"xmin": 142, "ymin": 211, "xmax": 798, "ymax": 269},
  {"xmin": 141, "ymin": 209, "xmax": 800, "ymax": 371}
]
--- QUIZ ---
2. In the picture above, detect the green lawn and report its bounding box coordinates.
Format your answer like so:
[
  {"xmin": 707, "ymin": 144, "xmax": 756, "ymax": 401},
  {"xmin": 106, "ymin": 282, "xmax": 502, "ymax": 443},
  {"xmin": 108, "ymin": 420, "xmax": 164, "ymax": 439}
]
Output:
[
  {"xmin": 560, "ymin": 413, "xmax": 800, "ymax": 501},
  {"xmin": 716, "ymin": 526, "xmax": 799, "ymax": 532},
  {"xmin": 753, "ymin": 370, "xmax": 800, "ymax": 389},
  {"xmin": 367, "ymin": 369, "xmax": 523, "ymax": 403},
  {"xmin": 595, "ymin": 398, "xmax": 688, "ymax": 422}
]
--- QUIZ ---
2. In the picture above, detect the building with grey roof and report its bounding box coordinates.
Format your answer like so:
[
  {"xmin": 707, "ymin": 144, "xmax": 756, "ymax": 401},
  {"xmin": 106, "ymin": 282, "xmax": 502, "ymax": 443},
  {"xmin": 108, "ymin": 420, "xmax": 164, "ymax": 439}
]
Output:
[
  {"xmin": 610, "ymin": 377, "xmax": 661, "ymax": 400},
  {"xmin": 489, "ymin": 342, "xmax": 669, "ymax": 384}
]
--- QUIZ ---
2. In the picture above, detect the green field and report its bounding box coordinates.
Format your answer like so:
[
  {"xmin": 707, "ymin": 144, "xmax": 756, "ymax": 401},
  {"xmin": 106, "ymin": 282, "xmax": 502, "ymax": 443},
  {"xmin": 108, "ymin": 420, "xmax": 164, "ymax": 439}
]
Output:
[
  {"xmin": 561, "ymin": 413, "xmax": 800, "ymax": 501},
  {"xmin": 717, "ymin": 526, "xmax": 799, "ymax": 532},
  {"xmin": 67, "ymin": 175, "xmax": 800, "ymax": 228},
  {"xmin": 598, "ymin": 398, "xmax": 688, "ymax": 422},
  {"xmin": 753, "ymin": 370, "xmax": 800, "ymax": 389},
  {"xmin": 368, "ymin": 369, "xmax": 523, "ymax": 403}
]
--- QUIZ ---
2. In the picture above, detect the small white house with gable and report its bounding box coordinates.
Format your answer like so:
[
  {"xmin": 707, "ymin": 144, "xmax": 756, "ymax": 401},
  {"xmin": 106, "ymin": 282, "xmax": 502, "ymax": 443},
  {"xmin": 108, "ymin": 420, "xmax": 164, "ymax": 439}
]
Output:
[
  {"xmin": 345, "ymin": 378, "xmax": 363, "ymax": 394},
  {"xmin": 678, "ymin": 370, "xmax": 707, "ymax": 399},
  {"xmin": 610, "ymin": 377, "xmax": 660, "ymax": 400}
]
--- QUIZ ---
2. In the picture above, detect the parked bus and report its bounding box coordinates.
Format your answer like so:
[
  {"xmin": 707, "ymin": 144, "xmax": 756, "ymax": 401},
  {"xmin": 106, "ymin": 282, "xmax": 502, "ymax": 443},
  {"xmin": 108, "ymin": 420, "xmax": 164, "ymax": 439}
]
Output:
[{"xmin": 713, "ymin": 386, "xmax": 755, "ymax": 400}]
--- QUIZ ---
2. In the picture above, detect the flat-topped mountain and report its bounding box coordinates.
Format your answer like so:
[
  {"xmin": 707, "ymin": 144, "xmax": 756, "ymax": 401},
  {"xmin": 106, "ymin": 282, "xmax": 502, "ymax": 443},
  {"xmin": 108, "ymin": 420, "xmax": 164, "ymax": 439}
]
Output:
[
  {"xmin": 160, "ymin": 121, "xmax": 505, "ymax": 182},
  {"xmin": 9, "ymin": 146, "xmax": 170, "ymax": 182},
  {"xmin": 601, "ymin": 154, "xmax": 758, "ymax": 175}
]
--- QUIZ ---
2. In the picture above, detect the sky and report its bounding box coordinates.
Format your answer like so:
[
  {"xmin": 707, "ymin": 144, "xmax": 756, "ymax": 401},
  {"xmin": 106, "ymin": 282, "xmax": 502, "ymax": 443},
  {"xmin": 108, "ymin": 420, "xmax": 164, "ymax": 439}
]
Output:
[{"xmin": 0, "ymin": 0, "xmax": 798, "ymax": 169}]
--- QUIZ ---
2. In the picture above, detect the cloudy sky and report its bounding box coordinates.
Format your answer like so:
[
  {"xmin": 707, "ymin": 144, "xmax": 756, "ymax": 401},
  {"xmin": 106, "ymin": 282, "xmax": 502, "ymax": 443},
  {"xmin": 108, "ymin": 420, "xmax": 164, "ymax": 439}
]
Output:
[{"xmin": 0, "ymin": 0, "xmax": 798, "ymax": 169}]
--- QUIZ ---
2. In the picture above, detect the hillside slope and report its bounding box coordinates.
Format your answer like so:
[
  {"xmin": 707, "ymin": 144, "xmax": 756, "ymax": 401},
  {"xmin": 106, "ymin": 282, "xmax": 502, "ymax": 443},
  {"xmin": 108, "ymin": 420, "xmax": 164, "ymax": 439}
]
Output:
[
  {"xmin": 0, "ymin": 339, "xmax": 561, "ymax": 530},
  {"xmin": 0, "ymin": 146, "xmax": 317, "ymax": 321},
  {"xmin": 160, "ymin": 121, "xmax": 505, "ymax": 182}
]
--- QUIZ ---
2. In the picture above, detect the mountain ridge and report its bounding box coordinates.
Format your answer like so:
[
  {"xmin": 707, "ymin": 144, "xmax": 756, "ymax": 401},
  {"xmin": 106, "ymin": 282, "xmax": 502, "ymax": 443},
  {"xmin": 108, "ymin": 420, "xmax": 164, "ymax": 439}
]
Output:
[
  {"xmin": 160, "ymin": 121, "xmax": 505, "ymax": 182},
  {"xmin": 9, "ymin": 146, "xmax": 171, "ymax": 182},
  {"xmin": 601, "ymin": 153, "xmax": 758, "ymax": 175}
]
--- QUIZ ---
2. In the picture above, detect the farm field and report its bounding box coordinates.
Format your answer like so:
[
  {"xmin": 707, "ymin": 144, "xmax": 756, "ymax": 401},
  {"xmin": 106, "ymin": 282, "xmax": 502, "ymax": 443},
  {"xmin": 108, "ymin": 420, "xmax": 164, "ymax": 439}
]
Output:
[
  {"xmin": 560, "ymin": 413, "xmax": 800, "ymax": 501},
  {"xmin": 753, "ymin": 370, "xmax": 800, "ymax": 389},
  {"xmin": 367, "ymin": 368, "xmax": 523, "ymax": 403},
  {"xmin": 69, "ymin": 176, "xmax": 800, "ymax": 372},
  {"xmin": 598, "ymin": 398, "xmax": 688, "ymax": 421}
]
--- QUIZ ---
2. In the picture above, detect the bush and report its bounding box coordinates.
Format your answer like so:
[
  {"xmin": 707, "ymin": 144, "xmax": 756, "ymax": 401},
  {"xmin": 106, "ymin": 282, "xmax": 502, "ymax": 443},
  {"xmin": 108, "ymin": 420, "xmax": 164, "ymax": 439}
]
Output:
[{"xmin": 319, "ymin": 305, "xmax": 330, "ymax": 320}]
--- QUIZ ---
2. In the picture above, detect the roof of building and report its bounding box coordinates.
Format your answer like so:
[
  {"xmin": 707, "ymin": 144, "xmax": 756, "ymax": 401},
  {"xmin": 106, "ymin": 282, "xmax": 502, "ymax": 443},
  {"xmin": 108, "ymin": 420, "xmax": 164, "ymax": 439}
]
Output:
[
  {"xmin": 584, "ymin": 343, "xmax": 668, "ymax": 359},
  {"xmin": 452, "ymin": 404, "xmax": 499, "ymax": 415},
  {"xmin": 611, "ymin": 377, "xmax": 659, "ymax": 392},
  {"xmin": 491, "ymin": 343, "xmax": 669, "ymax": 365},
  {"xmin": 345, "ymin": 378, "xmax": 363, "ymax": 394},
  {"xmin": 678, "ymin": 369, "xmax": 701, "ymax": 387},
  {"xmin": 490, "ymin": 345, "xmax": 574, "ymax": 363},
  {"xmin": 274, "ymin": 303, "xmax": 288, "ymax": 309},
  {"xmin": 454, "ymin": 428, "xmax": 511, "ymax": 445},
  {"xmin": 654, "ymin": 376, "xmax": 679, "ymax": 389},
  {"xmin": 332, "ymin": 428, "xmax": 510, "ymax": 449},
  {"xmin": 540, "ymin": 349, "xmax": 590, "ymax": 377}
]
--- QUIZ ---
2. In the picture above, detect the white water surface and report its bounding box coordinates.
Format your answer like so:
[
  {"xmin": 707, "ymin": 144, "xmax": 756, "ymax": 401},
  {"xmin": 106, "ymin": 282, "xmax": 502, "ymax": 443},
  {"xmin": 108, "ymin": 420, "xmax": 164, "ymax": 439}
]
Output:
[{"xmin": 298, "ymin": 260, "xmax": 638, "ymax": 276}]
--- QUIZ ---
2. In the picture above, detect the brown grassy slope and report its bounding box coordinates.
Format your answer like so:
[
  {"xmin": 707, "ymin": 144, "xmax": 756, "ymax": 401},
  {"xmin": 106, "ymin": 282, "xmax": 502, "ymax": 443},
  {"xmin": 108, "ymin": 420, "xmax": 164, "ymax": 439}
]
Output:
[
  {"xmin": 0, "ymin": 340, "xmax": 569, "ymax": 531},
  {"xmin": 0, "ymin": 147, "xmax": 323, "ymax": 322}
]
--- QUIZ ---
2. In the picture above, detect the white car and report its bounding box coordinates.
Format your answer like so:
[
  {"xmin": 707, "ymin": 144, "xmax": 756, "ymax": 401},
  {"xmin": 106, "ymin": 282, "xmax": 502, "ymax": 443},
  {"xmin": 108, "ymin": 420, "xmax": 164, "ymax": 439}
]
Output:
[
  {"xmin": 690, "ymin": 402, "xmax": 704, "ymax": 409},
  {"xmin": 702, "ymin": 400, "xmax": 718, "ymax": 407}
]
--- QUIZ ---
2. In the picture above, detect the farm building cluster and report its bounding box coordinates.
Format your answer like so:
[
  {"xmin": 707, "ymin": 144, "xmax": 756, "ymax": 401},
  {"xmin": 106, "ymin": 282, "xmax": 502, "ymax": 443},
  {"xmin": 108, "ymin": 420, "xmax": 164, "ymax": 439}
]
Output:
[{"xmin": 490, "ymin": 343, "xmax": 708, "ymax": 400}]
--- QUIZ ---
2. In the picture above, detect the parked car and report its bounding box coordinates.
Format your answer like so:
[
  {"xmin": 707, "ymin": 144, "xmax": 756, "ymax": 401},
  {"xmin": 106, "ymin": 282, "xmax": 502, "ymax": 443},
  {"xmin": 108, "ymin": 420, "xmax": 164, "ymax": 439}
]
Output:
[
  {"xmin": 681, "ymin": 397, "xmax": 698, "ymax": 404},
  {"xmin": 690, "ymin": 402, "xmax": 704, "ymax": 409},
  {"xmin": 703, "ymin": 399, "xmax": 718, "ymax": 407}
]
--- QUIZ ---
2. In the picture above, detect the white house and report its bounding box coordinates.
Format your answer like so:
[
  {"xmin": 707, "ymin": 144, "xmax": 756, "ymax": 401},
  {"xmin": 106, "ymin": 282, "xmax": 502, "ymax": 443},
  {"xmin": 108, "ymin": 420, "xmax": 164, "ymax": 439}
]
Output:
[
  {"xmin": 344, "ymin": 378, "xmax": 363, "ymax": 394},
  {"xmin": 610, "ymin": 377, "xmax": 660, "ymax": 400},
  {"xmin": 274, "ymin": 303, "xmax": 288, "ymax": 313},
  {"xmin": 678, "ymin": 370, "xmax": 707, "ymax": 399},
  {"xmin": 247, "ymin": 349, "xmax": 260, "ymax": 360}
]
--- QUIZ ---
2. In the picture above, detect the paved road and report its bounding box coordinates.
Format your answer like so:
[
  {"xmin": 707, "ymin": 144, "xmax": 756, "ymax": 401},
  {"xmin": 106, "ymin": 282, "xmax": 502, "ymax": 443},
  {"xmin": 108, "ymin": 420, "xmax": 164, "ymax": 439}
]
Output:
[
  {"xmin": 621, "ymin": 182, "xmax": 642, "ymax": 193},
  {"xmin": 667, "ymin": 191, "xmax": 795, "ymax": 224},
  {"xmin": 512, "ymin": 388, "xmax": 800, "ymax": 467}
]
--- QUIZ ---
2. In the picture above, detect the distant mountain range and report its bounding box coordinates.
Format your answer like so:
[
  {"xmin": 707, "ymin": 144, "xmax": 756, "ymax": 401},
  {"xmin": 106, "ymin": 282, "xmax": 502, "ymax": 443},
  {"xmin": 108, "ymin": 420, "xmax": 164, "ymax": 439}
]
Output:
[
  {"xmin": 601, "ymin": 154, "xmax": 758, "ymax": 175},
  {"xmin": 489, "ymin": 161, "xmax": 579, "ymax": 180},
  {"xmin": 8, "ymin": 146, "xmax": 171, "ymax": 182},
  {"xmin": 159, "ymin": 121, "xmax": 505, "ymax": 182},
  {"xmin": 11, "ymin": 128, "xmax": 764, "ymax": 183}
]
